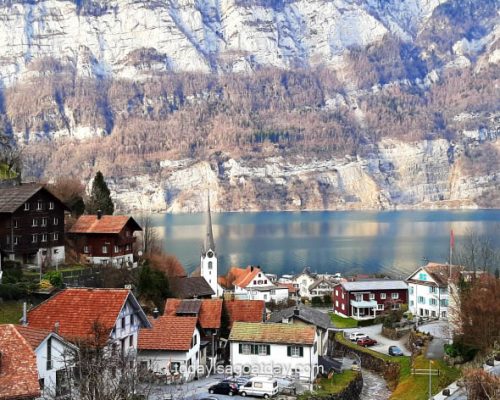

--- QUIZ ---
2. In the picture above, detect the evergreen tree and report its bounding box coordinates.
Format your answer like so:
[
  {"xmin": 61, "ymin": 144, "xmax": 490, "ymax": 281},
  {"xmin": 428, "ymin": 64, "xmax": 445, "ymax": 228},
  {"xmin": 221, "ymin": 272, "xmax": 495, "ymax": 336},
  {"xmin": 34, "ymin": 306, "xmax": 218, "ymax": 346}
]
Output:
[{"xmin": 85, "ymin": 171, "xmax": 114, "ymax": 215}]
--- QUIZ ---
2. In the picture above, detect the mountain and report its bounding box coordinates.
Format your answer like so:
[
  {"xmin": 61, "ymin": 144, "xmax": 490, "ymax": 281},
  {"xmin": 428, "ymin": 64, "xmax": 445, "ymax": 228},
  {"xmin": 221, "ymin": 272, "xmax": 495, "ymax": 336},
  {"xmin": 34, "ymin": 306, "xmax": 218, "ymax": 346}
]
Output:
[{"xmin": 0, "ymin": 0, "xmax": 498, "ymax": 212}]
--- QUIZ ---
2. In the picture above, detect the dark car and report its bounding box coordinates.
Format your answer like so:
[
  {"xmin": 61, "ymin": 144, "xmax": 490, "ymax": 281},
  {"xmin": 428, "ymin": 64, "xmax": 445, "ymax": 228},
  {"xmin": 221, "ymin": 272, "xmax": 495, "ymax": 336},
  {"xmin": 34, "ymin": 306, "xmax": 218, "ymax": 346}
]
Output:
[
  {"xmin": 208, "ymin": 382, "xmax": 239, "ymax": 396},
  {"xmin": 356, "ymin": 337, "xmax": 377, "ymax": 347},
  {"xmin": 388, "ymin": 346, "xmax": 404, "ymax": 356},
  {"xmin": 222, "ymin": 377, "xmax": 250, "ymax": 388}
]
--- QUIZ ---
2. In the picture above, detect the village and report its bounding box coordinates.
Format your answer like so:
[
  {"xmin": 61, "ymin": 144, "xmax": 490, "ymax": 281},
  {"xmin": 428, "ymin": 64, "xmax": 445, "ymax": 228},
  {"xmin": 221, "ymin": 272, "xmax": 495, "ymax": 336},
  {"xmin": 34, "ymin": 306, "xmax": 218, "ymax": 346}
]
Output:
[{"xmin": 0, "ymin": 182, "xmax": 499, "ymax": 400}]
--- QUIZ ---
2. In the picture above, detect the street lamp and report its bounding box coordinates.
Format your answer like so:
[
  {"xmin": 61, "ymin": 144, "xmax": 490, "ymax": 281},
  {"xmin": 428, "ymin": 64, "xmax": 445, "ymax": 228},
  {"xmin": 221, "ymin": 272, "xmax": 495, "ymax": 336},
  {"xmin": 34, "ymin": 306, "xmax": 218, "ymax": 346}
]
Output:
[{"xmin": 426, "ymin": 338, "xmax": 445, "ymax": 399}]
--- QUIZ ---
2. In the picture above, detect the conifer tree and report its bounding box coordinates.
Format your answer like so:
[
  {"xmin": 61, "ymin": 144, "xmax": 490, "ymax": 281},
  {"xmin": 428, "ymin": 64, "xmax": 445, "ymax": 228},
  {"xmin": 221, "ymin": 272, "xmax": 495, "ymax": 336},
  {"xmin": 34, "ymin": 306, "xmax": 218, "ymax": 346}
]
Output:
[{"xmin": 85, "ymin": 171, "xmax": 114, "ymax": 215}]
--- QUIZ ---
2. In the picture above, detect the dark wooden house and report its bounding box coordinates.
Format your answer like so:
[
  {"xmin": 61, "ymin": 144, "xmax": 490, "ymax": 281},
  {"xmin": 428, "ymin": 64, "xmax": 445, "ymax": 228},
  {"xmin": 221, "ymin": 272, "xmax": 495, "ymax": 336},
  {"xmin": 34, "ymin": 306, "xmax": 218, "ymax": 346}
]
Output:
[
  {"xmin": 0, "ymin": 184, "xmax": 68, "ymax": 266},
  {"xmin": 68, "ymin": 213, "xmax": 142, "ymax": 266}
]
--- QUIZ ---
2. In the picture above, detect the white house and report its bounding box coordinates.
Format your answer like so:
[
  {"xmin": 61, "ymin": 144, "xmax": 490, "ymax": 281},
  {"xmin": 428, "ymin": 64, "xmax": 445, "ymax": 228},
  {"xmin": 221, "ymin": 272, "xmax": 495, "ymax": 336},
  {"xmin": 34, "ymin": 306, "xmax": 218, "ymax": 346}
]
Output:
[
  {"xmin": 16, "ymin": 325, "xmax": 78, "ymax": 398},
  {"xmin": 308, "ymin": 277, "xmax": 336, "ymax": 299},
  {"xmin": 229, "ymin": 322, "xmax": 319, "ymax": 383},
  {"xmin": 27, "ymin": 288, "xmax": 151, "ymax": 357},
  {"xmin": 291, "ymin": 268, "xmax": 318, "ymax": 299},
  {"xmin": 406, "ymin": 263, "xmax": 452, "ymax": 319},
  {"xmin": 138, "ymin": 316, "xmax": 201, "ymax": 382}
]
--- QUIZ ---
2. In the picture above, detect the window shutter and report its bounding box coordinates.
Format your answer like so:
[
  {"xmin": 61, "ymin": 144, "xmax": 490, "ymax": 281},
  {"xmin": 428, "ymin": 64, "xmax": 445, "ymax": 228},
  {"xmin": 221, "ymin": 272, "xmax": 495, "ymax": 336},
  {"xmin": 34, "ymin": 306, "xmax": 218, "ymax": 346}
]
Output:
[
  {"xmin": 287, "ymin": 346, "xmax": 291, "ymax": 357},
  {"xmin": 239, "ymin": 344, "xmax": 242, "ymax": 354},
  {"xmin": 266, "ymin": 345, "xmax": 270, "ymax": 355},
  {"xmin": 299, "ymin": 347, "xmax": 304, "ymax": 357}
]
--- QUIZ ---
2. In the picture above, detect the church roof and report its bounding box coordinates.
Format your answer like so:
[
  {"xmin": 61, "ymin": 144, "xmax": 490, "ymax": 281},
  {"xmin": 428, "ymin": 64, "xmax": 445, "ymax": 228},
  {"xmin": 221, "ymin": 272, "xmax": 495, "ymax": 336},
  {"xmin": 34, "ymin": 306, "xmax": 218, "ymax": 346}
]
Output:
[{"xmin": 203, "ymin": 196, "xmax": 215, "ymax": 254}]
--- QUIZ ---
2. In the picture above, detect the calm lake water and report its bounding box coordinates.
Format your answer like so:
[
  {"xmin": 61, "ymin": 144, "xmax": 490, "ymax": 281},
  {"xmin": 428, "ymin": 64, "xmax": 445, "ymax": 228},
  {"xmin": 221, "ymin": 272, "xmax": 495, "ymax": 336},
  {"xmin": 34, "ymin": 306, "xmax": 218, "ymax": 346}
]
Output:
[{"xmin": 150, "ymin": 210, "xmax": 500, "ymax": 278}]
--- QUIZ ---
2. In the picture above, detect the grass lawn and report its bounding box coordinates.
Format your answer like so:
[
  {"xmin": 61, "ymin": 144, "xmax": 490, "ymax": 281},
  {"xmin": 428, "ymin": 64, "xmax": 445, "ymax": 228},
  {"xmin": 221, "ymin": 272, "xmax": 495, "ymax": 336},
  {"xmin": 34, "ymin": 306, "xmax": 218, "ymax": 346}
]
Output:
[
  {"xmin": 330, "ymin": 313, "xmax": 358, "ymax": 328},
  {"xmin": 0, "ymin": 301, "xmax": 23, "ymax": 324},
  {"xmin": 299, "ymin": 370, "xmax": 358, "ymax": 399}
]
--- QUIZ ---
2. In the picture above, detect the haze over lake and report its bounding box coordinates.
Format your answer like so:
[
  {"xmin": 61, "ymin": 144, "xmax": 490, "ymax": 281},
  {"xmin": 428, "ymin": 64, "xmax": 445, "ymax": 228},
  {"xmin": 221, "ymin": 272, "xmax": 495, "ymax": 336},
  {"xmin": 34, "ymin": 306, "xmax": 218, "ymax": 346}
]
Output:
[{"xmin": 149, "ymin": 210, "xmax": 500, "ymax": 278}]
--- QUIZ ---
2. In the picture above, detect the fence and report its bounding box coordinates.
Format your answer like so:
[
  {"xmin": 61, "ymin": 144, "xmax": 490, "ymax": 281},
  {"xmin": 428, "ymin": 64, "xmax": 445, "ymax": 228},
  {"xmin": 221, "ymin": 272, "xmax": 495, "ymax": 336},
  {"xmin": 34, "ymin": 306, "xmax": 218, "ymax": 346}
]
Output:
[{"xmin": 412, "ymin": 368, "xmax": 440, "ymax": 376}]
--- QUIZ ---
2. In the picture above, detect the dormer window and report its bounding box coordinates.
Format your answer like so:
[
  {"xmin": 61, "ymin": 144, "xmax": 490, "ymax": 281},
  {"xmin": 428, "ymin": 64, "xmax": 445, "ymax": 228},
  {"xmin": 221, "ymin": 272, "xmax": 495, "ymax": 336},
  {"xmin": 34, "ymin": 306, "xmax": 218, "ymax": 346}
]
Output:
[{"xmin": 24, "ymin": 203, "xmax": 30, "ymax": 211}]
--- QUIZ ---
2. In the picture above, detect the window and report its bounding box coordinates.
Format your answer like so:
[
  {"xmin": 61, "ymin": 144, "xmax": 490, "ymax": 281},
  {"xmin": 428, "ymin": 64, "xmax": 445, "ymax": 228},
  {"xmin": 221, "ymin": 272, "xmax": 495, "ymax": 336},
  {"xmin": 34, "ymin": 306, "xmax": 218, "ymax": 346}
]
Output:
[
  {"xmin": 208, "ymin": 261, "xmax": 213, "ymax": 270},
  {"xmin": 380, "ymin": 293, "xmax": 386, "ymax": 299},
  {"xmin": 13, "ymin": 219, "xmax": 18, "ymax": 228},
  {"xmin": 41, "ymin": 234, "xmax": 47, "ymax": 242},
  {"xmin": 391, "ymin": 293, "xmax": 399, "ymax": 299},
  {"xmin": 440, "ymin": 299, "xmax": 448, "ymax": 307},
  {"xmin": 129, "ymin": 336, "xmax": 134, "ymax": 347},
  {"xmin": 410, "ymin": 300, "xmax": 414, "ymax": 306},
  {"xmin": 441, "ymin": 311, "xmax": 447, "ymax": 318},
  {"xmin": 418, "ymin": 296, "xmax": 425, "ymax": 304},
  {"xmin": 291, "ymin": 369, "xmax": 300, "ymax": 378},
  {"xmin": 369, "ymin": 293, "xmax": 375, "ymax": 300},
  {"xmin": 47, "ymin": 337, "xmax": 52, "ymax": 370},
  {"xmin": 126, "ymin": 244, "xmax": 131, "ymax": 252},
  {"xmin": 418, "ymin": 272, "xmax": 427, "ymax": 281},
  {"xmin": 126, "ymin": 230, "xmax": 131, "ymax": 237},
  {"xmin": 429, "ymin": 286, "xmax": 437, "ymax": 293},
  {"xmin": 258, "ymin": 344, "xmax": 270, "ymax": 356},
  {"xmin": 84, "ymin": 245, "xmax": 89, "ymax": 253},
  {"xmin": 355, "ymin": 294, "xmax": 362, "ymax": 302},
  {"xmin": 41, "ymin": 217, "xmax": 47, "ymax": 227},
  {"xmin": 24, "ymin": 203, "xmax": 30, "ymax": 211},
  {"xmin": 287, "ymin": 345, "xmax": 304, "ymax": 357},
  {"xmin": 429, "ymin": 299, "xmax": 437, "ymax": 306},
  {"xmin": 314, "ymin": 342, "xmax": 318, "ymax": 353},
  {"xmin": 114, "ymin": 245, "xmax": 119, "ymax": 253},
  {"xmin": 391, "ymin": 303, "xmax": 401, "ymax": 310},
  {"xmin": 53, "ymin": 217, "xmax": 58, "ymax": 225},
  {"xmin": 341, "ymin": 303, "xmax": 345, "ymax": 310},
  {"xmin": 377, "ymin": 304, "xmax": 384, "ymax": 310},
  {"xmin": 335, "ymin": 300, "xmax": 339, "ymax": 307},
  {"xmin": 102, "ymin": 245, "xmax": 108, "ymax": 254},
  {"xmin": 37, "ymin": 200, "xmax": 43, "ymax": 210},
  {"xmin": 264, "ymin": 280, "xmax": 268, "ymax": 284},
  {"xmin": 240, "ymin": 344, "xmax": 251, "ymax": 355},
  {"xmin": 13, "ymin": 236, "xmax": 18, "ymax": 245},
  {"xmin": 32, "ymin": 234, "xmax": 37, "ymax": 243},
  {"xmin": 409, "ymin": 287, "xmax": 414, "ymax": 295},
  {"xmin": 53, "ymin": 233, "xmax": 59, "ymax": 241},
  {"xmin": 32, "ymin": 218, "xmax": 38, "ymax": 227},
  {"xmin": 130, "ymin": 314, "xmax": 134, "ymax": 326},
  {"xmin": 192, "ymin": 334, "xmax": 197, "ymax": 346},
  {"xmin": 271, "ymin": 289, "xmax": 276, "ymax": 295},
  {"xmin": 121, "ymin": 317, "xmax": 125, "ymax": 329},
  {"xmin": 49, "ymin": 201, "xmax": 54, "ymax": 210}
]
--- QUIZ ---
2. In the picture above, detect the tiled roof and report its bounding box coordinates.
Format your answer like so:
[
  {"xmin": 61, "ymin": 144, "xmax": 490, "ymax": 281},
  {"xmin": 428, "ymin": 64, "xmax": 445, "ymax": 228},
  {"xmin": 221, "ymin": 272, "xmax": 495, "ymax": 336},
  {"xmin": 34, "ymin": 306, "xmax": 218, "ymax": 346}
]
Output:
[
  {"xmin": 0, "ymin": 184, "xmax": 68, "ymax": 214},
  {"xmin": 15, "ymin": 325, "xmax": 51, "ymax": 350},
  {"xmin": 0, "ymin": 324, "xmax": 40, "ymax": 400},
  {"xmin": 308, "ymin": 277, "xmax": 336, "ymax": 290},
  {"xmin": 229, "ymin": 322, "xmax": 315, "ymax": 345},
  {"xmin": 233, "ymin": 267, "xmax": 263, "ymax": 288},
  {"xmin": 69, "ymin": 215, "xmax": 142, "ymax": 234},
  {"xmin": 177, "ymin": 299, "xmax": 202, "ymax": 315},
  {"xmin": 168, "ymin": 277, "xmax": 215, "ymax": 299},
  {"xmin": 277, "ymin": 283, "xmax": 299, "ymax": 294},
  {"xmin": 138, "ymin": 316, "xmax": 197, "ymax": 351},
  {"xmin": 224, "ymin": 300, "xmax": 265, "ymax": 328},
  {"xmin": 267, "ymin": 305, "xmax": 332, "ymax": 331},
  {"xmin": 424, "ymin": 263, "xmax": 457, "ymax": 287},
  {"xmin": 27, "ymin": 288, "xmax": 132, "ymax": 342},
  {"xmin": 164, "ymin": 299, "xmax": 222, "ymax": 329},
  {"xmin": 341, "ymin": 280, "xmax": 408, "ymax": 292}
]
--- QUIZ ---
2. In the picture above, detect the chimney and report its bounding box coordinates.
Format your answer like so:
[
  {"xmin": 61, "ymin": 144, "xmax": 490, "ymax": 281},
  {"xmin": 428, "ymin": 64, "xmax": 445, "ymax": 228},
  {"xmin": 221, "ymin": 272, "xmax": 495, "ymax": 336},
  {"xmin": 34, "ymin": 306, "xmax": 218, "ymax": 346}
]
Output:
[
  {"xmin": 54, "ymin": 322, "xmax": 60, "ymax": 334},
  {"xmin": 97, "ymin": 210, "xmax": 103, "ymax": 219},
  {"xmin": 250, "ymin": 266, "xmax": 254, "ymax": 272},
  {"xmin": 22, "ymin": 302, "xmax": 27, "ymax": 326},
  {"xmin": 294, "ymin": 308, "xmax": 300, "ymax": 316},
  {"xmin": 153, "ymin": 308, "xmax": 160, "ymax": 319}
]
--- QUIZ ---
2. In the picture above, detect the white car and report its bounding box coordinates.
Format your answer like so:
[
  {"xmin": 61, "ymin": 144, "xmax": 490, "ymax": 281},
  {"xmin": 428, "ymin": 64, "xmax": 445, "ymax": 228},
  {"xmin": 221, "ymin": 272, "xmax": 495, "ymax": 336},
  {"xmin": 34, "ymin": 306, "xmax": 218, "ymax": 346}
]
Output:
[{"xmin": 349, "ymin": 332, "xmax": 368, "ymax": 341}]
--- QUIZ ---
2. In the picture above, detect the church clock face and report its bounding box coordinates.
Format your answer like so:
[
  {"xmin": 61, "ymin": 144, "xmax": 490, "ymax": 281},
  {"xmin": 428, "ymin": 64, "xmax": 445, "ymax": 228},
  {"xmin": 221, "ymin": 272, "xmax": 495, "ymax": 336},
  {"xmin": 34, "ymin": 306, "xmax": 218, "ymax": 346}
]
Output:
[{"xmin": 207, "ymin": 251, "xmax": 214, "ymax": 258}]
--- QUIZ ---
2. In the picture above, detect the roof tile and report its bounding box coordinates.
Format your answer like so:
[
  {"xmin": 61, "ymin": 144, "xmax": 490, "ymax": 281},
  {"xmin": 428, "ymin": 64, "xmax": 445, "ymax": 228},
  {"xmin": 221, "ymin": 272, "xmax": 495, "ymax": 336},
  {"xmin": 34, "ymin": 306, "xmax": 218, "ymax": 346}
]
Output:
[
  {"xmin": 69, "ymin": 215, "xmax": 142, "ymax": 234},
  {"xmin": 164, "ymin": 299, "xmax": 222, "ymax": 329},
  {"xmin": 138, "ymin": 316, "xmax": 197, "ymax": 351},
  {"xmin": 224, "ymin": 300, "xmax": 265, "ymax": 328},
  {"xmin": 229, "ymin": 322, "xmax": 315, "ymax": 345}
]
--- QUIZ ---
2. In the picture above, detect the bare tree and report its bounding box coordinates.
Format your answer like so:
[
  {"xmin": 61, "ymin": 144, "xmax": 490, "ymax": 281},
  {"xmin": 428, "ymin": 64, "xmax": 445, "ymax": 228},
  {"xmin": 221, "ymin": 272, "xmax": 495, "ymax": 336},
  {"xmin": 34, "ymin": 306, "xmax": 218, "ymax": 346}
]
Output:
[
  {"xmin": 455, "ymin": 229, "xmax": 500, "ymax": 275},
  {"xmin": 463, "ymin": 368, "xmax": 500, "ymax": 400},
  {"xmin": 137, "ymin": 213, "xmax": 162, "ymax": 256}
]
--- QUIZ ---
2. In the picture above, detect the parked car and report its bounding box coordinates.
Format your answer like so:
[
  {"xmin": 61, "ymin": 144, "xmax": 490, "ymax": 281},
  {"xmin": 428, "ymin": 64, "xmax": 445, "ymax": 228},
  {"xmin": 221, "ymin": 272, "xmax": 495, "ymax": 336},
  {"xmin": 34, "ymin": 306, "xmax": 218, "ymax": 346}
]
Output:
[
  {"xmin": 356, "ymin": 337, "xmax": 377, "ymax": 347},
  {"xmin": 208, "ymin": 382, "xmax": 239, "ymax": 396},
  {"xmin": 222, "ymin": 376, "xmax": 251, "ymax": 388},
  {"xmin": 388, "ymin": 346, "xmax": 404, "ymax": 356},
  {"xmin": 349, "ymin": 332, "xmax": 368, "ymax": 341},
  {"xmin": 239, "ymin": 377, "xmax": 279, "ymax": 398}
]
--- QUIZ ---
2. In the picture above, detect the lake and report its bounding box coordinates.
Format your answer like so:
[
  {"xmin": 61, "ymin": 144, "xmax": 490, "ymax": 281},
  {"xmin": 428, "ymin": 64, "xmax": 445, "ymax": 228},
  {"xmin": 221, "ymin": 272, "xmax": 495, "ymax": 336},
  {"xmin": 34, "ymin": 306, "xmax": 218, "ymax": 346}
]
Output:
[{"xmin": 149, "ymin": 210, "xmax": 500, "ymax": 278}]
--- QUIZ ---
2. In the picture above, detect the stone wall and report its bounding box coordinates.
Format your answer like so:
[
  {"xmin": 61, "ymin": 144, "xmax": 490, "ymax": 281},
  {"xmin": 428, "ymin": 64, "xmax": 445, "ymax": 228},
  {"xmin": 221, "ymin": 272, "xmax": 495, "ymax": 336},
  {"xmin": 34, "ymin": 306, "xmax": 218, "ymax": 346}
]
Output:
[
  {"xmin": 382, "ymin": 326, "xmax": 411, "ymax": 340},
  {"xmin": 307, "ymin": 372, "xmax": 363, "ymax": 400}
]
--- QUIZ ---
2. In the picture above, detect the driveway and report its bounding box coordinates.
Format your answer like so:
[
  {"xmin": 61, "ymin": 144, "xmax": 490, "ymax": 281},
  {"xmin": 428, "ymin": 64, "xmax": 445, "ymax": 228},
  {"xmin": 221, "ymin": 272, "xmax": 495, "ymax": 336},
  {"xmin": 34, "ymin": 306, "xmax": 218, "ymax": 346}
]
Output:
[
  {"xmin": 417, "ymin": 320, "xmax": 451, "ymax": 341},
  {"xmin": 343, "ymin": 324, "xmax": 411, "ymax": 356}
]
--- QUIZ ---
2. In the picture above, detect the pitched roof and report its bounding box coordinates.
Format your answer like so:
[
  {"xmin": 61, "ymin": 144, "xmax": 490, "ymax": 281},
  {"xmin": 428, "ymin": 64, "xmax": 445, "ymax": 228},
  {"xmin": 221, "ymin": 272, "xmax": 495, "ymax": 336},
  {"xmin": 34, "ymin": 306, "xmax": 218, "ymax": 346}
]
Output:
[
  {"xmin": 164, "ymin": 299, "xmax": 222, "ymax": 329},
  {"xmin": 15, "ymin": 325, "xmax": 51, "ymax": 350},
  {"xmin": 138, "ymin": 316, "xmax": 197, "ymax": 351},
  {"xmin": 224, "ymin": 300, "xmax": 265, "ymax": 328},
  {"xmin": 168, "ymin": 277, "xmax": 215, "ymax": 299},
  {"xmin": 277, "ymin": 283, "xmax": 299, "ymax": 294},
  {"xmin": 227, "ymin": 266, "xmax": 267, "ymax": 288},
  {"xmin": 27, "ymin": 288, "xmax": 148, "ymax": 342},
  {"xmin": 69, "ymin": 215, "xmax": 142, "ymax": 234},
  {"xmin": 0, "ymin": 184, "xmax": 68, "ymax": 214},
  {"xmin": 293, "ymin": 267, "xmax": 317, "ymax": 280},
  {"xmin": 341, "ymin": 280, "xmax": 408, "ymax": 292},
  {"xmin": 0, "ymin": 324, "xmax": 40, "ymax": 400},
  {"xmin": 229, "ymin": 322, "xmax": 315, "ymax": 346},
  {"xmin": 219, "ymin": 266, "xmax": 250, "ymax": 289},
  {"xmin": 309, "ymin": 277, "xmax": 336, "ymax": 291},
  {"xmin": 267, "ymin": 304, "xmax": 332, "ymax": 331},
  {"xmin": 407, "ymin": 263, "xmax": 465, "ymax": 287}
]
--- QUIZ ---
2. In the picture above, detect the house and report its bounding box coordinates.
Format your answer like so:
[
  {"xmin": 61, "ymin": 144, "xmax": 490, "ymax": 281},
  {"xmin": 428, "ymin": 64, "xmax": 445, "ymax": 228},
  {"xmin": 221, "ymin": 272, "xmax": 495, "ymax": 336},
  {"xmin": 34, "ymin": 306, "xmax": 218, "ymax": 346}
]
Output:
[
  {"xmin": 308, "ymin": 277, "xmax": 336, "ymax": 299},
  {"xmin": 0, "ymin": 184, "xmax": 68, "ymax": 267},
  {"xmin": 223, "ymin": 300, "xmax": 266, "ymax": 329},
  {"xmin": 0, "ymin": 324, "xmax": 40, "ymax": 400},
  {"xmin": 68, "ymin": 213, "xmax": 142, "ymax": 266},
  {"xmin": 164, "ymin": 298, "xmax": 222, "ymax": 368},
  {"xmin": 406, "ymin": 262, "xmax": 472, "ymax": 320},
  {"xmin": 276, "ymin": 283, "xmax": 299, "ymax": 300},
  {"xmin": 220, "ymin": 266, "xmax": 288, "ymax": 303},
  {"xmin": 267, "ymin": 304, "xmax": 333, "ymax": 355},
  {"xmin": 169, "ymin": 276, "xmax": 215, "ymax": 299},
  {"xmin": 16, "ymin": 325, "xmax": 78, "ymax": 398},
  {"xmin": 138, "ymin": 316, "xmax": 201, "ymax": 382},
  {"xmin": 291, "ymin": 267, "xmax": 318, "ymax": 299},
  {"xmin": 332, "ymin": 280, "xmax": 408, "ymax": 320},
  {"xmin": 26, "ymin": 288, "xmax": 151, "ymax": 358},
  {"xmin": 229, "ymin": 322, "xmax": 319, "ymax": 382}
]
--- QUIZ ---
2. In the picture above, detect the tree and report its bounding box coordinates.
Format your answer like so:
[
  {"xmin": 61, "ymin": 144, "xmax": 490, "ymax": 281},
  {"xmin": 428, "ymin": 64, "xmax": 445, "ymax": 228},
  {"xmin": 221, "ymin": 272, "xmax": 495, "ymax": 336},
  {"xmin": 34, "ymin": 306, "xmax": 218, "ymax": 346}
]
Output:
[
  {"xmin": 85, "ymin": 171, "xmax": 114, "ymax": 215},
  {"xmin": 463, "ymin": 368, "xmax": 500, "ymax": 400},
  {"xmin": 46, "ymin": 176, "xmax": 86, "ymax": 217},
  {"xmin": 137, "ymin": 263, "xmax": 171, "ymax": 313},
  {"xmin": 137, "ymin": 213, "xmax": 162, "ymax": 255},
  {"xmin": 455, "ymin": 229, "xmax": 499, "ymax": 275}
]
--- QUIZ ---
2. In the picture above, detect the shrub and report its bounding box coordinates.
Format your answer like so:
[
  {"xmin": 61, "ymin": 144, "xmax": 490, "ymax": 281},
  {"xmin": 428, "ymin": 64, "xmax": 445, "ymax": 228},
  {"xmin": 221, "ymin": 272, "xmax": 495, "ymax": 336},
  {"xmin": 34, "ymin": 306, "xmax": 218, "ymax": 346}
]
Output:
[
  {"xmin": 0, "ymin": 284, "xmax": 28, "ymax": 300},
  {"xmin": 311, "ymin": 296, "xmax": 324, "ymax": 306},
  {"xmin": 43, "ymin": 271, "xmax": 64, "ymax": 288},
  {"xmin": 323, "ymin": 294, "xmax": 332, "ymax": 305},
  {"xmin": 444, "ymin": 340, "xmax": 477, "ymax": 362},
  {"xmin": 1, "ymin": 261, "xmax": 23, "ymax": 284}
]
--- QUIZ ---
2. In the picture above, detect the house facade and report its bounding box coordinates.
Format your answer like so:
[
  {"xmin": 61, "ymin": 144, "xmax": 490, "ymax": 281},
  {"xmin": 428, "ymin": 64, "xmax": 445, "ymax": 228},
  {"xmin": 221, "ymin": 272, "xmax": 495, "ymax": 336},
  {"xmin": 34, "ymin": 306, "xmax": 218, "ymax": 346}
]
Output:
[
  {"xmin": 16, "ymin": 326, "xmax": 78, "ymax": 398},
  {"xmin": 291, "ymin": 268, "xmax": 317, "ymax": 299},
  {"xmin": 308, "ymin": 277, "xmax": 336, "ymax": 299},
  {"xmin": 138, "ymin": 316, "xmax": 201, "ymax": 382},
  {"xmin": 333, "ymin": 280, "xmax": 408, "ymax": 320},
  {"xmin": 68, "ymin": 214, "xmax": 141, "ymax": 266},
  {"xmin": 229, "ymin": 322, "xmax": 318, "ymax": 382},
  {"xmin": 0, "ymin": 185, "xmax": 67, "ymax": 267}
]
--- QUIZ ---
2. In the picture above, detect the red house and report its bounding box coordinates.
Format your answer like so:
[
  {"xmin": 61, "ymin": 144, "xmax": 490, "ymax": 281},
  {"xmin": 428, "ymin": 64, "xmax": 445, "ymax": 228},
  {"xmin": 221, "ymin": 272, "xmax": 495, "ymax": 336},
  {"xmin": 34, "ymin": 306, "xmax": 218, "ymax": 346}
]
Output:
[
  {"xmin": 68, "ymin": 213, "xmax": 142, "ymax": 266},
  {"xmin": 332, "ymin": 280, "xmax": 408, "ymax": 320}
]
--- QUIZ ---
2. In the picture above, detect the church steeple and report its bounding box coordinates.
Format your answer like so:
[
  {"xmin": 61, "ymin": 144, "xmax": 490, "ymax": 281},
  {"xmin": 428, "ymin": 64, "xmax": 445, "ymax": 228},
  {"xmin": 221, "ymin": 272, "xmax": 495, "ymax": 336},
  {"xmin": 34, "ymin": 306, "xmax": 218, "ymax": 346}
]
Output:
[
  {"xmin": 204, "ymin": 195, "xmax": 216, "ymax": 254},
  {"xmin": 200, "ymin": 194, "xmax": 220, "ymax": 297}
]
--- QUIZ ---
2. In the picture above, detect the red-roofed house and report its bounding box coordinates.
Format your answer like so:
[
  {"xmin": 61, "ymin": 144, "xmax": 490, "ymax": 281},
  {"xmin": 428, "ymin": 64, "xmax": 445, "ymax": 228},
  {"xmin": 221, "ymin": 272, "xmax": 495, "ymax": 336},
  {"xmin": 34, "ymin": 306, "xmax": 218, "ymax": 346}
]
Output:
[
  {"xmin": 221, "ymin": 266, "xmax": 288, "ymax": 303},
  {"xmin": 26, "ymin": 288, "xmax": 150, "ymax": 359},
  {"xmin": 0, "ymin": 324, "xmax": 40, "ymax": 400},
  {"xmin": 15, "ymin": 325, "xmax": 78, "ymax": 398},
  {"xmin": 68, "ymin": 214, "xmax": 142, "ymax": 266},
  {"xmin": 138, "ymin": 316, "xmax": 200, "ymax": 382},
  {"xmin": 223, "ymin": 300, "xmax": 265, "ymax": 329}
]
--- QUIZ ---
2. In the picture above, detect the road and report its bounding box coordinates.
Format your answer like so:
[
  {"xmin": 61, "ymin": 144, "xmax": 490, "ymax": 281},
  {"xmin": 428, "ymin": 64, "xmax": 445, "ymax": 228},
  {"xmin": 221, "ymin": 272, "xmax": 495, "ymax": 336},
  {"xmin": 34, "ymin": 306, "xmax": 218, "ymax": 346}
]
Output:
[{"xmin": 343, "ymin": 324, "xmax": 411, "ymax": 356}]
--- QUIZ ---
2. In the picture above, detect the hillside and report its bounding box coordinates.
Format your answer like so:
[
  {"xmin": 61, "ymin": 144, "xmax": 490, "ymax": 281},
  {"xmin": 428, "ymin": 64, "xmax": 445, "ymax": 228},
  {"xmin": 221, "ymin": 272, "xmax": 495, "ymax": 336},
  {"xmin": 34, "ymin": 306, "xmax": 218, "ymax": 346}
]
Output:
[{"xmin": 0, "ymin": 0, "xmax": 498, "ymax": 212}]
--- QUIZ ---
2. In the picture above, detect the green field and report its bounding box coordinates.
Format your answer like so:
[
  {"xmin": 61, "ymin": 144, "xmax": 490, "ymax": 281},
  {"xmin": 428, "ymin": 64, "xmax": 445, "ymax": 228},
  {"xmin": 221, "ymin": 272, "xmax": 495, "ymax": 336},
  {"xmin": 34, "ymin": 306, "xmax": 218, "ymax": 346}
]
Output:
[
  {"xmin": 329, "ymin": 313, "xmax": 358, "ymax": 328},
  {"xmin": 299, "ymin": 370, "xmax": 358, "ymax": 399},
  {"xmin": 0, "ymin": 301, "xmax": 23, "ymax": 324}
]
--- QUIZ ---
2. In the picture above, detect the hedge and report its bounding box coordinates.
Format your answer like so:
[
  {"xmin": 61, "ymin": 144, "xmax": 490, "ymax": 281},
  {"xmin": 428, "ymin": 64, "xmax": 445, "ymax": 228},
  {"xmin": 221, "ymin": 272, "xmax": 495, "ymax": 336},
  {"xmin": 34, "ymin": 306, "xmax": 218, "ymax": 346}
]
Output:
[{"xmin": 0, "ymin": 284, "xmax": 28, "ymax": 300}]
